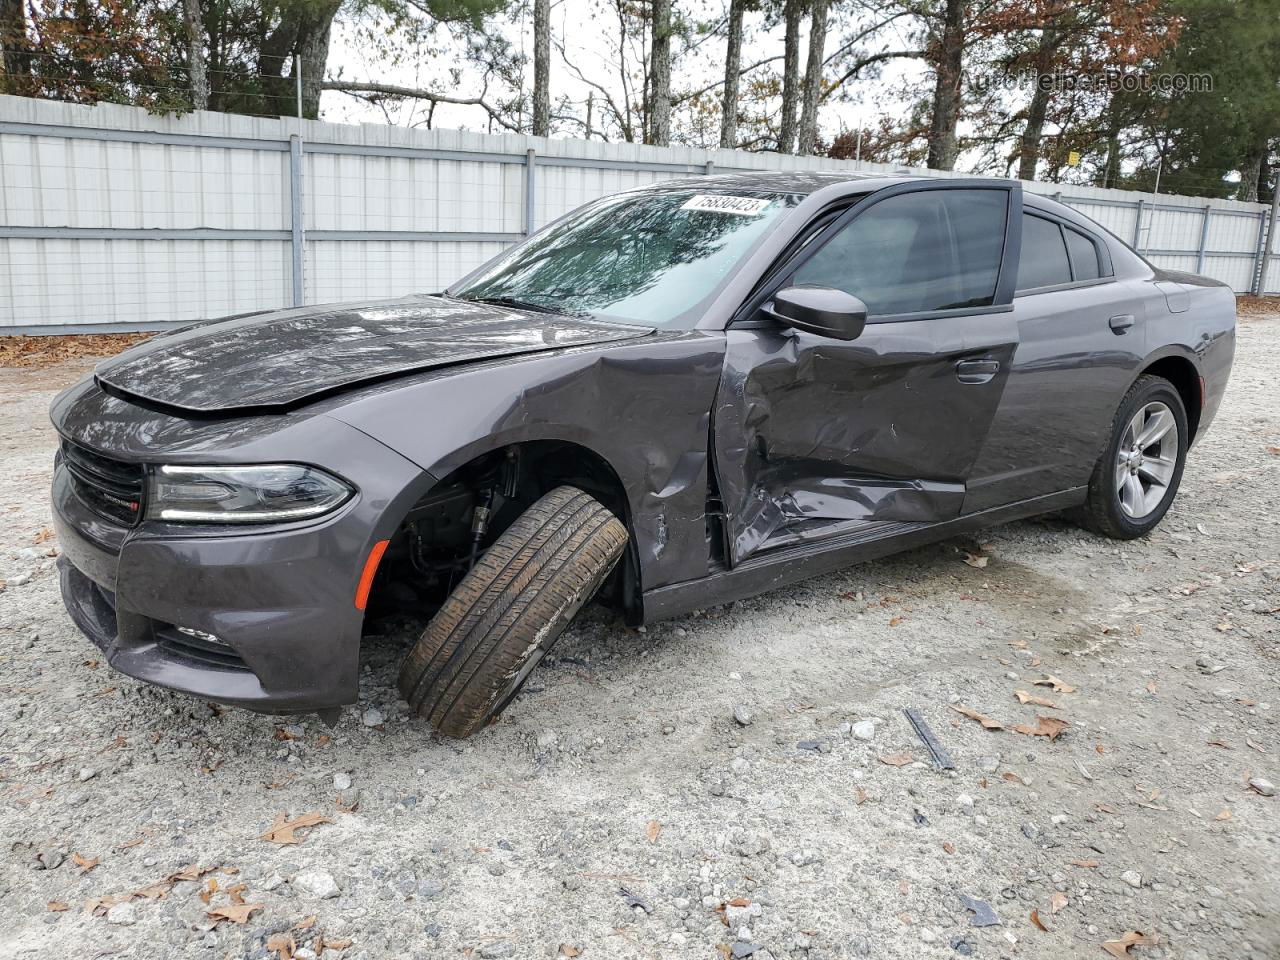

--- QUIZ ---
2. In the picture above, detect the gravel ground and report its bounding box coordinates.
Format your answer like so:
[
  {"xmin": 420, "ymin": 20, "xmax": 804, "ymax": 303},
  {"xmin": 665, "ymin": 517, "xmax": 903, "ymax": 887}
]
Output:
[{"xmin": 1, "ymin": 316, "xmax": 1277, "ymax": 960}]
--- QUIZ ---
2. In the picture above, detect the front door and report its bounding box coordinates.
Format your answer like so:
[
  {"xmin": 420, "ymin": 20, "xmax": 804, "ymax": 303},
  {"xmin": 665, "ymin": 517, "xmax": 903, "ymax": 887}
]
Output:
[{"xmin": 712, "ymin": 182, "xmax": 1023, "ymax": 565}]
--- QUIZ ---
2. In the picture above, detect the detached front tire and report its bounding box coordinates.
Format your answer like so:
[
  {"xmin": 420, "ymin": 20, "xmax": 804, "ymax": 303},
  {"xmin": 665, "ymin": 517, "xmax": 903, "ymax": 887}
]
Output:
[
  {"xmin": 398, "ymin": 485, "xmax": 628, "ymax": 738},
  {"xmin": 1075, "ymin": 374, "xmax": 1189, "ymax": 540}
]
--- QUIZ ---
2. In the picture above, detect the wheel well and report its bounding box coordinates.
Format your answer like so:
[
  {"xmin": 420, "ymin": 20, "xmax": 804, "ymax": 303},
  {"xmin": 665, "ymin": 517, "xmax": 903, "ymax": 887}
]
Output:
[
  {"xmin": 1141, "ymin": 356, "xmax": 1201, "ymax": 440},
  {"xmin": 364, "ymin": 441, "xmax": 637, "ymax": 624}
]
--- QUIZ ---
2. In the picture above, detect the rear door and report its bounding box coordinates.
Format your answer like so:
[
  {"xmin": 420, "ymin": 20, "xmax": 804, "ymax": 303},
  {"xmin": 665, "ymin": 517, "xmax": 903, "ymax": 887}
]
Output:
[
  {"xmin": 961, "ymin": 209, "xmax": 1147, "ymax": 512},
  {"xmin": 713, "ymin": 180, "xmax": 1023, "ymax": 564}
]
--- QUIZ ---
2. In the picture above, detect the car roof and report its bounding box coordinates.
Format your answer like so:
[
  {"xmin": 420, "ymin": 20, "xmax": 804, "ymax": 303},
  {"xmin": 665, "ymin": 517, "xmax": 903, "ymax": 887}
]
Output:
[{"xmin": 643, "ymin": 170, "xmax": 917, "ymax": 196}]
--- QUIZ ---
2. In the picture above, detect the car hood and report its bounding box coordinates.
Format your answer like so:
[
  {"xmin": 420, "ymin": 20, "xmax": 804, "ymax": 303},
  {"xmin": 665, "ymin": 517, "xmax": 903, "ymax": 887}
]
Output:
[{"xmin": 94, "ymin": 295, "xmax": 653, "ymax": 414}]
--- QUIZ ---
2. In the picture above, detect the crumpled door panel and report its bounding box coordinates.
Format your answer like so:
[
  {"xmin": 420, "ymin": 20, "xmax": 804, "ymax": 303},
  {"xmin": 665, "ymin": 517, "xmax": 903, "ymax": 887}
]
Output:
[{"xmin": 714, "ymin": 316, "xmax": 1016, "ymax": 565}]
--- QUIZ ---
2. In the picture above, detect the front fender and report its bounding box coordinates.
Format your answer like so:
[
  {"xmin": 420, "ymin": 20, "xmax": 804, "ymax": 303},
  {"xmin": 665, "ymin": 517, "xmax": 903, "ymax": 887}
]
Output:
[{"xmin": 322, "ymin": 332, "xmax": 727, "ymax": 591}]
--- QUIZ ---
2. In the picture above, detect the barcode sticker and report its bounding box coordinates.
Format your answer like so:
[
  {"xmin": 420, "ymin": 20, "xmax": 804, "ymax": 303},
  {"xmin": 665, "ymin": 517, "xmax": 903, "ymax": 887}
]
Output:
[{"xmin": 679, "ymin": 194, "xmax": 772, "ymax": 216}]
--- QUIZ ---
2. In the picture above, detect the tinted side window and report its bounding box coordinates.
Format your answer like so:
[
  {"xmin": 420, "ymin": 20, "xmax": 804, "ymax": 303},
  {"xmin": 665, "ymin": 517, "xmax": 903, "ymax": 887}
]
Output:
[
  {"xmin": 1017, "ymin": 214, "xmax": 1072, "ymax": 290},
  {"xmin": 1065, "ymin": 226, "xmax": 1102, "ymax": 281},
  {"xmin": 792, "ymin": 189, "xmax": 1007, "ymax": 315}
]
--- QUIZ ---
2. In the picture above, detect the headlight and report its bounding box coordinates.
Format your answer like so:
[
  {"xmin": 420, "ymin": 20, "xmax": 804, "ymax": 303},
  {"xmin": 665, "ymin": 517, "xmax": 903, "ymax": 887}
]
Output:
[{"xmin": 147, "ymin": 464, "xmax": 353, "ymax": 523}]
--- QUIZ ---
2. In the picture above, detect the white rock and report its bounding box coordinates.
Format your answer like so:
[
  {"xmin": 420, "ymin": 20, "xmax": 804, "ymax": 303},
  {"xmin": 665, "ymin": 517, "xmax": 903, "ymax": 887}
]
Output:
[
  {"xmin": 106, "ymin": 903, "xmax": 137, "ymax": 925},
  {"xmin": 1121, "ymin": 870, "xmax": 1142, "ymax": 889},
  {"xmin": 77, "ymin": 768, "xmax": 97, "ymax": 782},
  {"xmin": 333, "ymin": 772, "xmax": 353, "ymax": 791},
  {"xmin": 729, "ymin": 757, "xmax": 751, "ymax": 776},
  {"xmin": 294, "ymin": 869, "xmax": 342, "ymax": 899},
  {"xmin": 361, "ymin": 708, "xmax": 384, "ymax": 728},
  {"xmin": 1248, "ymin": 777, "xmax": 1276, "ymax": 797},
  {"xmin": 260, "ymin": 873, "xmax": 285, "ymax": 891},
  {"xmin": 725, "ymin": 902, "xmax": 762, "ymax": 926},
  {"xmin": 851, "ymin": 720, "xmax": 876, "ymax": 741}
]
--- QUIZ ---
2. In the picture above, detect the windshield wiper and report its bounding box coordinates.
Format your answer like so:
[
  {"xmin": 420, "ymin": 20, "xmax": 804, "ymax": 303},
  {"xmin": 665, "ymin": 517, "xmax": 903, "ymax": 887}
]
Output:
[{"xmin": 462, "ymin": 295, "xmax": 564, "ymax": 315}]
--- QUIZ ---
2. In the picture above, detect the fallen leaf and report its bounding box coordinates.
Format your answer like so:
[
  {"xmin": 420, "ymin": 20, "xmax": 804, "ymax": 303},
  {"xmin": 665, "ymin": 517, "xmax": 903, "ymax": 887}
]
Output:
[
  {"xmin": 315, "ymin": 735, "xmax": 332, "ymax": 748},
  {"xmin": 293, "ymin": 915, "xmax": 317, "ymax": 931},
  {"xmin": 1237, "ymin": 697, "xmax": 1257, "ymax": 707},
  {"xmin": 1145, "ymin": 681, "xmax": 1158, "ymax": 694},
  {"xmin": 1070, "ymin": 858, "xmax": 1099, "ymax": 868},
  {"xmin": 942, "ymin": 842, "xmax": 955, "ymax": 854},
  {"xmin": 878, "ymin": 753, "xmax": 913, "ymax": 767},
  {"xmin": 71, "ymin": 853, "xmax": 100, "ymax": 873},
  {"xmin": 963, "ymin": 552, "xmax": 989, "ymax": 568},
  {"xmin": 1030, "ymin": 909, "xmax": 1049, "ymax": 932},
  {"xmin": 1034, "ymin": 675, "xmax": 1077, "ymax": 694},
  {"xmin": 1101, "ymin": 930, "xmax": 1159, "ymax": 958},
  {"xmin": 47, "ymin": 901, "xmax": 68, "ymax": 912},
  {"xmin": 1095, "ymin": 743, "xmax": 1106, "ymax": 754},
  {"xmin": 854, "ymin": 787, "xmax": 869, "ymax": 805},
  {"xmin": 114, "ymin": 834, "xmax": 147, "ymax": 851},
  {"xmin": 889, "ymin": 616, "xmax": 904, "ymax": 627},
  {"xmin": 558, "ymin": 947, "xmax": 582, "ymax": 959},
  {"xmin": 1207, "ymin": 739, "xmax": 1231, "ymax": 749},
  {"xmin": 266, "ymin": 933, "xmax": 296, "ymax": 960},
  {"xmin": 950, "ymin": 704, "xmax": 1003, "ymax": 730},
  {"xmin": 273, "ymin": 727, "xmax": 301, "ymax": 741},
  {"xmin": 1015, "ymin": 690, "xmax": 1058, "ymax": 709},
  {"xmin": 259, "ymin": 811, "xmax": 333, "ymax": 845},
  {"xmin": 227, "ymin": 883, "xmax": 247, "ymax": 905},
  {"xmin": 645, "ymin": 820, "xmax": 662, "ymax": 844},
  {"xmin": 1013, "ymin": 716, "xmax": 1070, "ymax": 740},
  {"xmin": 323, "ymin": 938, "xmax": 354, "ymax": 951},
  {"xmin": 1096, "ymin": 803, "xmax": 1120, "ymax": 815},
  {"xmin": 1002, "ymin": 771, "xmax": 1027, "ymax": 786},
  {"xmin": 206, "ymin": 902, "xmax": 263, "ymax": 925},
  {"xmin": 1050, "ymin": 892, "xmax": 1068, "ymax": 914},
  {"xmin": 1246, "ymin": 739, "xmax": 1267, "ymax": 754},
  {"xmin": 1215, "ymin": 808, "xmax": 1232, "ymax": 821}
]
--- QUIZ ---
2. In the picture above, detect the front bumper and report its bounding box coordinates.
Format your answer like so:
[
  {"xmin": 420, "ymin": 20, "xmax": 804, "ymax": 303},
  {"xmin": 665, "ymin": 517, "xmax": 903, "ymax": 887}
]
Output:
[{"xmin": 50, "ymin": 404, "xmax": 431, "ymax": 715}]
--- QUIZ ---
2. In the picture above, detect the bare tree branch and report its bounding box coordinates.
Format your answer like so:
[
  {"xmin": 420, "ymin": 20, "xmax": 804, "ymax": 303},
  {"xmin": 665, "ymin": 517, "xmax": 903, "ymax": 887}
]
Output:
[{"xmin": 321, "ymin": 80, "xmax": 523, "ymax": 132}]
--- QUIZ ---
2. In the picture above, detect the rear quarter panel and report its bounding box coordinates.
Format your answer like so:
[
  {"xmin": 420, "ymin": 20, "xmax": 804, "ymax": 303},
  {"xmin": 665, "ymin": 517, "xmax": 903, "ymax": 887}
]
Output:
[{"xmin": 1144, "ymin": 272, "xmax": 1236, "ymax": 443}]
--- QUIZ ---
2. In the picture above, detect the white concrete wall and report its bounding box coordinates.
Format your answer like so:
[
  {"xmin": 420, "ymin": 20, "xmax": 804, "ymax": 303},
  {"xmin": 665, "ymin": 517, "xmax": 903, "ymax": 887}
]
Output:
[{"xmin": 0, "ymin": 94, "xmax": 1274, "ymax": 332}]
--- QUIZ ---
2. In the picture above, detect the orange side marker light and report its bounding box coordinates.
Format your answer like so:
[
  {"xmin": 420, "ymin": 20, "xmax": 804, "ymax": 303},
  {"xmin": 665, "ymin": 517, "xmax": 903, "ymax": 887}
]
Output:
[{"xmin": 354, "ymin": 539, "xmax": 390, "ymax": 611}]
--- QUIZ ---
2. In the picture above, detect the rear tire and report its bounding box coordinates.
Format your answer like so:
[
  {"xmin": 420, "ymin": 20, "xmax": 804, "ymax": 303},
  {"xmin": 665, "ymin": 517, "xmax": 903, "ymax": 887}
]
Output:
[
  {"xmin": 397, "ymin": 485, "xmax": 628, "ymax": 738},
  {"xmin": 1074, "ymin": 374, "xmax": 1188, "ymax": 540}
]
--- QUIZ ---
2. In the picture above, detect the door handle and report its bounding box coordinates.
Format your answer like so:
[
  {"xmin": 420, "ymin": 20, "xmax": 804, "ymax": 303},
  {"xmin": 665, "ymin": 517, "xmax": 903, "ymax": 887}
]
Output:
[
  {"xmin": 1109, "ymin": 314, "xmax": 1135, "ymax": 334},
  {"xmin": 955, "ymin": 359, "xmax": 1000, "ymax": 384}
]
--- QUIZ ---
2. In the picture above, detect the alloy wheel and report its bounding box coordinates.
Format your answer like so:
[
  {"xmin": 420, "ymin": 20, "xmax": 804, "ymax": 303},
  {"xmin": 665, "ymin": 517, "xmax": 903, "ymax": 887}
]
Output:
[{"xmin": 1114, "ymin": 400, "xmax": 1179, "ymax": 519}]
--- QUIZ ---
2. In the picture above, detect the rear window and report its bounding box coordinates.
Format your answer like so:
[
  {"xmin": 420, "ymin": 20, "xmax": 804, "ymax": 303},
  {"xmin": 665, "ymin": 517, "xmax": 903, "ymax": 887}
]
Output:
[
  {"xmin": 1017, "ymin": 214, "xmax": 1072, "ymax": 290},
  {"xmin": 1065, "ymin": 225, "xmax": 1102, "ymax": 281}
]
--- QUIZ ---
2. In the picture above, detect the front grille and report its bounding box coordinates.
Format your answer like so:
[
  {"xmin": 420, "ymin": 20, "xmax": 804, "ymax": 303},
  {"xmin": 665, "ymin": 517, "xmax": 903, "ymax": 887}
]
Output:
[{"xmin": 61, "ymin": 440, "xmax": 145, "ymax": 526}]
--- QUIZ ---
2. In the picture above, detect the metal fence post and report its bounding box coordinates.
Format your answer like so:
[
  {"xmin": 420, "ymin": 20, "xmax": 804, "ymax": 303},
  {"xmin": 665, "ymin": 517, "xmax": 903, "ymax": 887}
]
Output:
[
  {"xmin": 524, "ymin": 148, "xmax": 537, "ymax": 236},
  {"xmin": 1195, "ymin": 204, "xmax": 1212, "ymax": 274},
  {"xmin": 1132, "ymin": 198, "xmax": 1145, "ymax": 250},
  {"xmin": 1250, "ymin": 211, "xmax": 1269, "ymax": 296},
  {"xmin": 1255, "ymin": 180, "xmax": 1280, "ymax": 295},
  {"xmin": 704, "ymin": 160, "xmax": 715, "ymax": 175},
  {"xmin": 289, "ymin": 134, "xmax": 304, "ymax": 307}
]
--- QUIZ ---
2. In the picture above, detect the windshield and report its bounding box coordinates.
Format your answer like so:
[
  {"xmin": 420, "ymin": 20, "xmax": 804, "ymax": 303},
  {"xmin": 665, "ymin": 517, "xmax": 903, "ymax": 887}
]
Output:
[{"xmin": 450, "ymin": 189, "xmax": 799, "ymax": 328}]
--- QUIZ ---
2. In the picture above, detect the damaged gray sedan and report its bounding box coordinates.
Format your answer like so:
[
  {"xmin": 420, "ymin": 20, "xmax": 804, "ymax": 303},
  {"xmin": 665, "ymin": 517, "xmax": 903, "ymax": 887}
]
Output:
[{"xmin": 50, "ymin": 172, "xmax": 1235, "ymax": 737}]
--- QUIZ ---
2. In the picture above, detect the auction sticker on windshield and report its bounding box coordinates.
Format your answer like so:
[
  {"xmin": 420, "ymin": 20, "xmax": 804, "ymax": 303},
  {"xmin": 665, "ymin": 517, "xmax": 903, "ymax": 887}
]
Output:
[{"xmin": 680, "ymin": 194, "xmax": 773, "ymax": 215}]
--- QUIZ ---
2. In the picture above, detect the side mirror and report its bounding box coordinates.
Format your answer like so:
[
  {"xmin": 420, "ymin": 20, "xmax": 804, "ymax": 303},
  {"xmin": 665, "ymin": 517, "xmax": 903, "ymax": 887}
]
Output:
[{"xmin": 765, "ymin": 286, "xmax": 868, "ymax": 341}]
